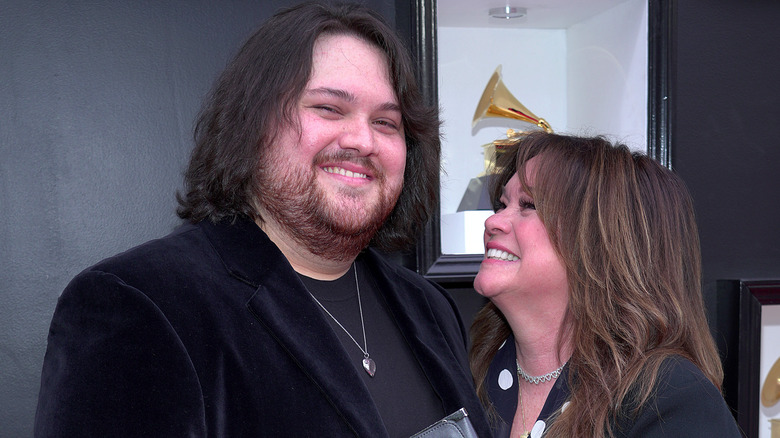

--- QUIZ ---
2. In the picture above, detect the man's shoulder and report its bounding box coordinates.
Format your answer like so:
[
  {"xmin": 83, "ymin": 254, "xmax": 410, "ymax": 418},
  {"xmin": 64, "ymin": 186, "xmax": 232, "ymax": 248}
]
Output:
[
  {"xmin": 63, "ymin": 221, "xmax": 259, "ymax": 322},
  {"xmin": 69, "ymin": 221, "xmax": 231, "ymax": 303},
  {"xmin": 363, "ymin": 248, "xmax": 448, "ymax": 298},
  {"xmin": 87, "ymin": 222, "xmax": 205, "ymax": 275}
]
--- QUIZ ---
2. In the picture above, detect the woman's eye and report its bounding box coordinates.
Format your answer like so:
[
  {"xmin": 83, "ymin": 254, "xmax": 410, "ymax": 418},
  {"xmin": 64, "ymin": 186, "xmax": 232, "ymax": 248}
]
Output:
[
  {"xmin": 519, "ymin": 200, "xmax": 536, "ymax": 210},
  {"xmin": 493, "ymin": 201, "xmax": 506, "ymax": 212}
]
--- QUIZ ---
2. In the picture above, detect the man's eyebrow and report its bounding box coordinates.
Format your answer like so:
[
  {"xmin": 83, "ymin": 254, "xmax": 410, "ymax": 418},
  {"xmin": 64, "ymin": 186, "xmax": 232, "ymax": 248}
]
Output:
[
  {"xmin": 306, "ymin": 87, "xmax": 401, "ymax": 113},
  {"xmin": 378, "ymin": 101, "xmax": 401, "ymax": 113},
  {"xmin": 307, "ymin": 87, "xmax": 355, "ymax": 102}
]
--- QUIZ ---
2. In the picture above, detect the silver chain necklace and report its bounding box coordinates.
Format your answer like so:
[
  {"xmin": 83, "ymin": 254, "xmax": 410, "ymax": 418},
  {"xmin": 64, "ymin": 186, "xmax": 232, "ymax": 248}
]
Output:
[
  {"xmin": 516, "ymin": 359, "xmax": 567, "ymax": 385},
  {"xmin": 307, "ymin": 263, "xmax": 376, "ymax": 377}
]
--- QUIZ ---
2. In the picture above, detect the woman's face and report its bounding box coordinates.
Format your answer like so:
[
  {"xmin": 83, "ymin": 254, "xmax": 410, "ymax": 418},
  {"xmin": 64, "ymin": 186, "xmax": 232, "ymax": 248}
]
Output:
[{"xmin": 473, "ymin": 159, "xmax": 569, "ymax": 308}]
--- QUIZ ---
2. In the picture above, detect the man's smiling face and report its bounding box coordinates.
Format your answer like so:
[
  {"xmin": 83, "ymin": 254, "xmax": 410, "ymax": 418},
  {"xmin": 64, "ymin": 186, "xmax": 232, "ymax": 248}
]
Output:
[{"xmin": 256, "ymin": 33, "xmax": 406, "ymax": 260}]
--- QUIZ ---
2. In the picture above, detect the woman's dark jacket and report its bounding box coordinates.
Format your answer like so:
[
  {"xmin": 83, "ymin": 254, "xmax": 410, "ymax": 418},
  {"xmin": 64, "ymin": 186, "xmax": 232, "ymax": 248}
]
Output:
[{"xmin": 485, "ymin": 334, "xmax": 742, "ymax": 437}]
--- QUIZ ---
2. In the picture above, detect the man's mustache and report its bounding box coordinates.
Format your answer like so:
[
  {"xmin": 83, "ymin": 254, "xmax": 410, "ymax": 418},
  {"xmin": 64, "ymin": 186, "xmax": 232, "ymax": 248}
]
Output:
[{"xmin": 312, "ymin": 150, "xmax": 384, "ymax": 181}]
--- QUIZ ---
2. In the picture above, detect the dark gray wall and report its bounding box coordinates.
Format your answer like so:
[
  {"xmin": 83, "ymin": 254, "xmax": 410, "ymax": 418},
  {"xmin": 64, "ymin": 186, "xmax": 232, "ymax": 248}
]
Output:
[
  {"xmin": 0, "ymin": 1, "xmax": 397, "ymax": 435},
  {"xmin": 674, "ymin": 0, "xmax": 780, "ymax": 287},
  {"xmin": 673, "ymin": 0, "xmax": 780, "ymax": 419}
]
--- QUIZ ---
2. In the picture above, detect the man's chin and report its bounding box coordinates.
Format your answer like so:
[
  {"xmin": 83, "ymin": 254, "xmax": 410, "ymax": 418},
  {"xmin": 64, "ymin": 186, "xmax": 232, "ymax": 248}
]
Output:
[
  {"xmin": 294, "ymin": 213, "xmax": 381, "ymax": 262},
  {"xmin": 321, "ymin": 196, "xmax": 390, "ymax": 227},
  {"xmin": 320, "ymin": 209, "xmax": 385, "ymax": 235}
]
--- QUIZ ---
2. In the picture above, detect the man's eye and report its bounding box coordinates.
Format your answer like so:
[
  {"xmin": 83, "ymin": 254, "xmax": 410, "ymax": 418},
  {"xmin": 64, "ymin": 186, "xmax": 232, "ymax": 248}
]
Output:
[
  {"xmin": 314, "ymin": 105, "xmax": 338, "ymax": 113},
  {"xmin": 373, "ymin": 119, "xmax": 401, "ymax": 133}
]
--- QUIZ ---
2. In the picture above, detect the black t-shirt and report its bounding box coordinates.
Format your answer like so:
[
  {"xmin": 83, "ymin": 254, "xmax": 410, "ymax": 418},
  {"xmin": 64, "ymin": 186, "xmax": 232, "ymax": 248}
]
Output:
[{"xmin": 299, "ymin": 259, "xmax": 444, "ymax": 437}]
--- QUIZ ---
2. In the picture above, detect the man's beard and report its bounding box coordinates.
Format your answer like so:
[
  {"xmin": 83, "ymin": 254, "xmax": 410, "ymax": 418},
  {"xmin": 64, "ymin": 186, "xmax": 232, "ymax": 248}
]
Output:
[{"xmin": 256, "ymin": 150, "xmax": 401, "ymax": 262}]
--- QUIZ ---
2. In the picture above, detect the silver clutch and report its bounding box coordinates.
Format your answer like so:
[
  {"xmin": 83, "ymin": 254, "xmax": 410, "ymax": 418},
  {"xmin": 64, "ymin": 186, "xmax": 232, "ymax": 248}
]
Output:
[{"xmin": 409, "ymin": 408, "xmax": 479, "ymax": 438}]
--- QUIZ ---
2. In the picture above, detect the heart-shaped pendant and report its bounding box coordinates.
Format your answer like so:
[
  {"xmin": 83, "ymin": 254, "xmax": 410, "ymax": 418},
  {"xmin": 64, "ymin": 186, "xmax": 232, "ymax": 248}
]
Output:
[{"xmin": 363, "ymin": 357, "xmax": 376, "ymax": 377}]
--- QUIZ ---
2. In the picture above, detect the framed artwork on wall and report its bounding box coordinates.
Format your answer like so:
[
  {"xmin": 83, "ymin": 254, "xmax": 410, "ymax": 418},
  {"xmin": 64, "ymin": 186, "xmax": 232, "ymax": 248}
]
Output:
[
  {"xmin": 738, "ymin": 280, "xmax": 780, "ymax": 438},
  {"xmin": 409, "ymin": 0, "xmax": 674, "ymax": 283}
]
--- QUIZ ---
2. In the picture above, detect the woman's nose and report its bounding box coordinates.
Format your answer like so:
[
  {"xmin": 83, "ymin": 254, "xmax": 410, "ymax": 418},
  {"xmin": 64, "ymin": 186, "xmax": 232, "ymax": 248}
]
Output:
[{"xmin": 484, "ymin": 210, "xmax": 510, "ymax": 235}]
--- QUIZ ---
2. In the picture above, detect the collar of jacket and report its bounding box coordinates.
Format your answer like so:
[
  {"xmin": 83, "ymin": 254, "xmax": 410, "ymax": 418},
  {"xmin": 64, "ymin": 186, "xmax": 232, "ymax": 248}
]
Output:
[{"xmin": 197, "ymin": 217, "xmax": 480, "ymax": 437}]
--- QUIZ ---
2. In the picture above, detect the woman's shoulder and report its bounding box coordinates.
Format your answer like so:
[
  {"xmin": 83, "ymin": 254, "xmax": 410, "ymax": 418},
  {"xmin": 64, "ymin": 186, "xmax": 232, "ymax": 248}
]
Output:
[
  {"xmin": 649, "ymin": 355, "xmax": 717, "ymax": 395},
  {"xmin": 617, "ymin": 355, "xmax": 742, "ymax": 437}
]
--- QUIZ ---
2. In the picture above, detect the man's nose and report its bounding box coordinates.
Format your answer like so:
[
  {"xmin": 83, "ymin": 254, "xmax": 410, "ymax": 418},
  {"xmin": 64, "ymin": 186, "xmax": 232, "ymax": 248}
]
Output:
[{"xmin": 338, "ymin": 117, "xmax": 375, "ymax": 155}]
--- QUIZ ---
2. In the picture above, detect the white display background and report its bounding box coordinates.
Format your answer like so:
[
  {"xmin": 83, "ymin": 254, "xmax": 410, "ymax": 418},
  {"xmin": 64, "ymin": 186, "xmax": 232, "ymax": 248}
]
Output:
[{"xmin": 438, "ymin": 0, "xmax": 647, "ymax": 254}]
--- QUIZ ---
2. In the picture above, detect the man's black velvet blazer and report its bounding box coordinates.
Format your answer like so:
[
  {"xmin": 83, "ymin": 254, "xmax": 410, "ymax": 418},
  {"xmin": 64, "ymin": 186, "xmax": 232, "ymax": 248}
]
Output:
[{"xmin": 34, "ymin": 218, "xmax": 491, "ymax": 437}]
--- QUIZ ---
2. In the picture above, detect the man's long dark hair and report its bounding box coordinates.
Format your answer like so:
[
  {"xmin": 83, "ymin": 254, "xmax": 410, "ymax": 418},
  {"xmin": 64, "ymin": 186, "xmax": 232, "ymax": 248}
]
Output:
[{"xmin": 176, "ymin": 2, "xmax": 440, "ymax": 251}]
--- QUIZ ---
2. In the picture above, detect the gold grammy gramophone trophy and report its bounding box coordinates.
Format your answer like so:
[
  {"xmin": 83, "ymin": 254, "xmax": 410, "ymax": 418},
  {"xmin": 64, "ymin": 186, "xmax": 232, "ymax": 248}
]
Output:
[
  {"xmin": 762, "ymin": 357, "xmax": 780, "ymax": 438},
  {"xmin": 457, "ymin": 65, "xmax": 553, "ymax": 211}
]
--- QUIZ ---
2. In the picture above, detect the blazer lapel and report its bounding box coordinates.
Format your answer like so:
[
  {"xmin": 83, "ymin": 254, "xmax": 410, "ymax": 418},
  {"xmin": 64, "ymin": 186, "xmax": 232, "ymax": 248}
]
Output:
[
  {"xmin": 200, "ymin": 219, "xmax": 387, "ymax": 436},
  {"xmin": 363, "ymin": 250, "xmax": 481, "ymax": 419}
]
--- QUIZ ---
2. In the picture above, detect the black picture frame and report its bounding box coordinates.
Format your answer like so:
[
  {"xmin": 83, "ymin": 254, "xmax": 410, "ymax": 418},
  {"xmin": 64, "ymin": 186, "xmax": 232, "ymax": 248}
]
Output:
[
  {"xmin": 410, "ymin": 0, "xmax": 675, "ymax": 282},
  {"xmin": 737, "ymin": 280, "xmax": 780, "ymax": 437}
]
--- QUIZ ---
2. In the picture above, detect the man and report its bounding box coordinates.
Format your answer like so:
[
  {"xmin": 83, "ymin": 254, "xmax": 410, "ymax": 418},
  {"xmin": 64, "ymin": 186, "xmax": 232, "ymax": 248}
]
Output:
[{"xmin": 34, "ymin": 3, "xmax": 490, "ymax": 437}]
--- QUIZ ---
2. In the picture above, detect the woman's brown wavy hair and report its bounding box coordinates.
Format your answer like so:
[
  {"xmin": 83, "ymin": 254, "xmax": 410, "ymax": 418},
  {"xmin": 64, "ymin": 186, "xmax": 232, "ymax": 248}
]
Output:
[{"xmin": 470, "ymin": 132, "xmax": 722, "ymax": 437}]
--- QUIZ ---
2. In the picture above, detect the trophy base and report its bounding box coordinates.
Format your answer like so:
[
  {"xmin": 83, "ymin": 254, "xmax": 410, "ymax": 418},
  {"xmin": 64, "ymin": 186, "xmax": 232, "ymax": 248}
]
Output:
[
  {"xmin": 456, "ymin": 176, "xmax": 493, "ymax": 212},
  {"xmin": 441, "ymin": 210, "xmax": 493, "ymax": 254}
]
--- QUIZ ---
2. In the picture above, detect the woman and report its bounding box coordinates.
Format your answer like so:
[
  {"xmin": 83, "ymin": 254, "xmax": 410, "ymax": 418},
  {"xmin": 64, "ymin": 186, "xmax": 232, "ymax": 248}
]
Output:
[{"xmin": 470, "ymin": 132, "xmax": 741, "ymax": 437}]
